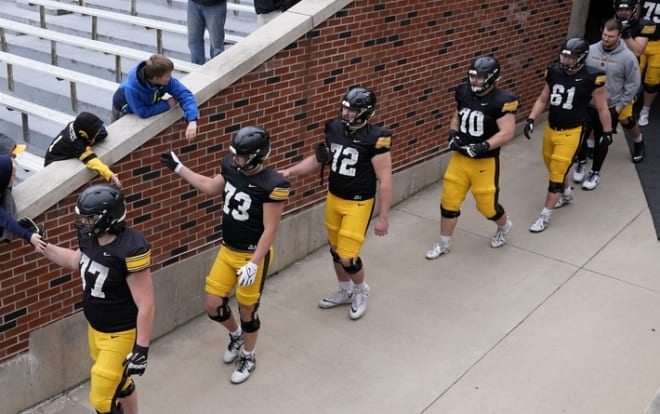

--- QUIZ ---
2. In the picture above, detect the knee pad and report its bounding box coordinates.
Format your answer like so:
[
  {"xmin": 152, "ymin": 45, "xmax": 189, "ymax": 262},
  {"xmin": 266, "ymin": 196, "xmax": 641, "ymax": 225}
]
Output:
[
  {"xmin": 329, "ymin": 248, "xmax": 340, "ymax": 263},
  {"xmin": 548, "ymin": 181, "xmax": 564, "ymax": 194},
  {"xmin": 488, "ymin": 204, "xmax": 505, "ymax": 221},
  {"xmin": 115, "ymin": 380, "xmax": 135, "ymax": 399},
  {"xmin": 241, "ymin": 316, "xmax": 261, "ymax": 333},
  {"xmin": 644, "ymin": 83, "xmax": 660, "ymax": 94},
  {"xmin": 341, "ymin": 256, "xmax": 363, "ymax": 274},
  {"xmin": 208, "ymin": 297, "xmax": 231, "ymax": 323},
  {"xmin": 440, "ymin": 206, "xmax": 460, "ymax": 219},
  {"xmin": 621, "ymin": 117, "xmax": 636, "ymax": 129}
]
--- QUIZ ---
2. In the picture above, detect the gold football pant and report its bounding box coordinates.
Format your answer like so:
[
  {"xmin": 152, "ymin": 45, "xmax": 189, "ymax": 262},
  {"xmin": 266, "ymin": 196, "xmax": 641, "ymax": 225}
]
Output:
[
  {"xmin": 205, "ymin": 244, "xmax": 272, "ymax": 306},
  {"xmin": 325, "ymin": 192, "xmax": 374, "ymax": 258},
  {"xmin": 441, "ymin": 152, "xmax": 504, "ymax": 220},
  {"xmin": 88, "ymin": 325, "xmax": 135, "ymax": 413}
]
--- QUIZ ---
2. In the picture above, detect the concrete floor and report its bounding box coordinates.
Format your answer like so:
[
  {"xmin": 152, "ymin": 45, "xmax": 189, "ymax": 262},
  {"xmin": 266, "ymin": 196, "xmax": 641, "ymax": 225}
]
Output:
[{"xmin": 20, "ymin": 127, "xmax": 660, "ymax": 414}]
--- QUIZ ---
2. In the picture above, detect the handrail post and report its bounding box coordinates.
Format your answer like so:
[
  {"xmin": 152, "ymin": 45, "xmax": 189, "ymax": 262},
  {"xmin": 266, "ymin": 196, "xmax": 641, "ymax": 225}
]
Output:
[
  {"xmin": 39, "ymin": 5, "xmax": 46, "ymax": 28},
  {"xmin": 92, "ymin": 16, "xmax": 97, "ymax": 40},
  {"xmin": 69, "ymin": 81, "xmax": 78, "ymax": 113},
  {"xmin": 157, "ymin": 29, "xmax": 163, "ymax": 55},
  {"xmin": 50, "ymin": 40, "xmax": 57, "ymax": 66},
  {"xmin": 6, "ymin": 63, "xmax": 13, "ymax": 92},
  {"xmin": 21, "ymin": 112, "xmax": 29, "ymax": 142},
  {"xmin": 115, "ymin": 55, "xmax": 122, "ymax": 83}
]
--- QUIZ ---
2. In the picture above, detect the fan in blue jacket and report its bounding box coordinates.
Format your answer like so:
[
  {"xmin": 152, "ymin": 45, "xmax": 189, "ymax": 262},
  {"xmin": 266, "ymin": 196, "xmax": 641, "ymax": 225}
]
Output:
[{"xmin": 112, "ymin": 54, "xmax": 199, "ymax": 142}]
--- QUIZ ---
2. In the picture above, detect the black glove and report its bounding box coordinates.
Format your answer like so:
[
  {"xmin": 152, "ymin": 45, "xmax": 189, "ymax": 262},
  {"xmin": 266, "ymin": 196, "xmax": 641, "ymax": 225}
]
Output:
[
  {"xmin": 124, "ymin": 345, "xmax": 149, "ymax": 376},
  {"xmin": 448, "ymin": 130, "xmax": 464, "ymax": 151},
  {"xmin": 599, "ymin": 131, "xmax": 613, "ymax": 146},
  {"xmin": 18, "ymin": 216, "xmax": 45, "ymax": 237},
  {"xmin": 523, "ymin": 118, "xmax": 534, "ymax": 139},
  {"xmin": 622, "ymin": 25, "xmax": 632, "ymax": 39},
  {"xmin": 160, "ymin": 151, "xmax": 183, "ymax": 173},
  {"xmin": 463, "ymin": 141, "xmax": 491, "ymax": 158},
  {"xmin": 314, "ymin": 143, "xmax": 331, "ymax": 164}
]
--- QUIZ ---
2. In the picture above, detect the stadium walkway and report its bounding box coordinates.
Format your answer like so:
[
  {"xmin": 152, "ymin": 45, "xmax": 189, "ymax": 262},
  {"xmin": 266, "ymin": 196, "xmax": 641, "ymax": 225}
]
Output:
[{"xmin": 21, "ymin": 121, "xmax": 660, "ymax": 414}]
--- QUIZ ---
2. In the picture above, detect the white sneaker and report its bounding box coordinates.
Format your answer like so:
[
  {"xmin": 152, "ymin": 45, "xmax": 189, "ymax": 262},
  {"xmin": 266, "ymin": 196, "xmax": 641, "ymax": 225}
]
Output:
[
  {"xmin": 425, "ymin": 237, "xmax": 451, "ymax": 259},
  {"xmin": 490, "ymin": 220, "xmax": 512, "ymax": 248},
  {"xmin": 639, "ymin": 110, "xmax": 650, "ymax": 127},
  {"xmin": 582, "ymin": 171, "xmax": 600, "ymax": 190},
  {"xmin": 230, "ymin": 351, "xmax": 256, "ymax": 384},
  {"xmin": 529, "ymin": 214, "xmax": 550, "ymax": 233},
  {"xmin": 223, "ymin": 332, "xmax": 244, "ymax": 363},
  {"xmin": 554, "ymin": 187, "xmax": 574, "ymax": 209},
  {"xmin": 350, "ymin": 284, "xmax": 369, "ymax": 320},
  {"xmin": 319, "ymin": 289, "xmax": 353, "ymax": 308},
  {"xmin": 573, "ymin": 162, "xmax": 587, "ymax": 183}
]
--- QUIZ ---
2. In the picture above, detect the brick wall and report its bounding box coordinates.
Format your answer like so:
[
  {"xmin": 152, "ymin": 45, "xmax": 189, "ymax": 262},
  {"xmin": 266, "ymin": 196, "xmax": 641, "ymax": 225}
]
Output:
[{"xmin": 0, "ymin": 0, "xmax": 571, "ymax": 361}]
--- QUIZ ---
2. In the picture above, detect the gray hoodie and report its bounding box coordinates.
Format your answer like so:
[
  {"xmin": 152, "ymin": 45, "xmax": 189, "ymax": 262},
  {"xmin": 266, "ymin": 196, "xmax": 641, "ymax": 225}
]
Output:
[{"xmin": 586, "ymin": 39, "xmax": 640, "ymax": 111}]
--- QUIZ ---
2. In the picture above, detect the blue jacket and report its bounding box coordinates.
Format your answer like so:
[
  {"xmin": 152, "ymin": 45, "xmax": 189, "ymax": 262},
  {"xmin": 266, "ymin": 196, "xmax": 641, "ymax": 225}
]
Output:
[{"xmin": 113, "ymin": 61, "xmax": 199, "ymax": 122}]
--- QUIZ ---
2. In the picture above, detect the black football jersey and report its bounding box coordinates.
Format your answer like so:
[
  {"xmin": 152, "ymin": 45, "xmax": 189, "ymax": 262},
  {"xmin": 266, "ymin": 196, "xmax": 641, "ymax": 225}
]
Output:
[
  {"xmin": 454, "ymin": 84, "xmax": 519, "ymax": 158},
  {"xmin": 78, "ymin": 228, "xmax": 151, "ymax": 333},
  {"xmin": 545, "ymin": 63, "xmax": 606, "ymax": 129},
  {"xmin": 220, "ymin": 155, "xmax": 290, "ymax": 251},
  {"xmin": 324, "ymin": 119, "xmax": 392, "ymax": 201},
  {"xmin": 640, "ymin": 3, "xmax": 660, "ymax": 38}
]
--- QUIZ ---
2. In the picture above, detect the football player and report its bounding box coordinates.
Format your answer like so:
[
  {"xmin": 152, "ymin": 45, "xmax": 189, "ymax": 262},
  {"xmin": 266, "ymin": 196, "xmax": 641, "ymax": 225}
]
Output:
[
  {"xmin": 573, "ymin": 19, "xmax": 641, "ymax": 190},
  {"xmin": 525, "ymin": 37, "xmax": 612, "ymax": 232},
  {"xmin": 612, "ymin": 0, "xmax": 653, "ymax": 155},
  {"xmin": 425, "ymin": 56, "xmax": 518, "ymax": 259},
  {"xmin": 44, "ymin": 112, "xmax": 122, "ymax": 187},
  {"xmin": 36, "ymin": 184, "xmax": 154, "ymax": 414},
  {"xmin": 630, "ymin": 0, "xmax": 660, "ymax": 127},
  {"xmin": 280, "ymin": 86, "xmax": 392, "ymax": 321},
  {"xmin": 160, "ymin": 126, "xmax": 290, "ymax": 384}
]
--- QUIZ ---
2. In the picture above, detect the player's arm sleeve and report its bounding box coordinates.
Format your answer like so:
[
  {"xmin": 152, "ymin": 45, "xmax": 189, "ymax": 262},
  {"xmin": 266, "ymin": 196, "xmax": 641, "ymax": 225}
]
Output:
[
  {"xmin": 374, "ymin": 130, "xmax": 392, "ymax": 155},
  {"xmin": 125, "ymin": 234, "xmax": 152, "ymax": 273},
  {"xmin": 268, "ymin": 178, "xmax": 291, "ymax": 202},
  {"xmin": 500, "ymin": 93, "xmax": 520, "ymax": 115}
]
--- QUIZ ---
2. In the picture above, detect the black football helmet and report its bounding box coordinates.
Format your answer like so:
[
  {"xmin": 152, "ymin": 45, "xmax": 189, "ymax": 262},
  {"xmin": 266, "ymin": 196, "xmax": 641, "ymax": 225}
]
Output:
[
  {"xmin": 613, "ymin": 0, "xmax": 640, "ymax": 27},
  {"xmin": 467, "ymin": 56, "xmax": 500, "ymax": 94},
  {"xmin": 230, "ymin": 126, "xmax": 270, "ymax": 173},
  {"xmin": 75, "ymin": 184, "xmax": 126, "ymax": 238},
  {"xmin": 559, "ymin": 37, "xmax": 589, "ymax": 73},
  {"xmin": 340, "ymin": 87, "xmax": 376, "ymax": 127}
]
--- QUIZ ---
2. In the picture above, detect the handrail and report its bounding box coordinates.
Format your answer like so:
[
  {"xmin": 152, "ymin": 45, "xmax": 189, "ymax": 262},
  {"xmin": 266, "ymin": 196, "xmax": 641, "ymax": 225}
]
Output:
[
  {"xmin": 0, "ymin": 51, "xmax": 118, "ymax": 112},
  {"xmin": 0, "ymin": 17, "xmax": 199, "ymax": 82},
  {"xmin": 20, "ymin": 0, "xmax": 246, "ymax": 53}
]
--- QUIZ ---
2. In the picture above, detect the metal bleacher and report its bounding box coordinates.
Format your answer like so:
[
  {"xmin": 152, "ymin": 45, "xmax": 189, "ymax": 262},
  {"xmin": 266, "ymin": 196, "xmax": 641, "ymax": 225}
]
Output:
[{"xmin": 0, "ymin": 0, "xmax": 257, "ymax": 177}]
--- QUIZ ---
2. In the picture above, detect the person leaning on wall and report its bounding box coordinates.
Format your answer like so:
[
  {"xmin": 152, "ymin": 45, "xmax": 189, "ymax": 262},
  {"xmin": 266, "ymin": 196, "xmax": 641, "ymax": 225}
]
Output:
[
  {"xmin": 44, "ymin": 112, "xmax": 122, "ymax": 188},
  {"xmin": 112, "ymin": 54, "xmax": 199, "ymax": 143}
]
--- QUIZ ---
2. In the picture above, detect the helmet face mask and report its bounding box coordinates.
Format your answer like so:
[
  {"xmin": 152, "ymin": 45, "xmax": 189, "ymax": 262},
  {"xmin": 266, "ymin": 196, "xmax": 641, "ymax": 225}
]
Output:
[
  {"xmin": 467, "ymin": 56, "xmax": 500, "ymax": 95},
  {"xmin": 75, "ymin": 184, "xmax": 126, "ymax": 238},
  {"xmin": 559, "ymin": 37, "xmax": 589, "ymax": 73},
  {"xmin": 230, "ymin": 126, "xmax": 271, "ymax": 174},
  {"xmin": 339, "ymin": 87, "xmax": 376, "ymax": 128}
]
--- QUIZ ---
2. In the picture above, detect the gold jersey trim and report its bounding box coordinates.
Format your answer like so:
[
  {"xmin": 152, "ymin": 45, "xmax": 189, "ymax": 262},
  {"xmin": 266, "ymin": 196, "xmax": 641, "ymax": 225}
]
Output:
[
  {"xmin": 269, "ymin": 186, "xmax": 290, "ymax": 201},
  {"xmin": 126, "ymin": 249, "xmax": 151, "ymax": 272},
  {"xmin": 375, "ymin": 136, "xmax": 392, "ymax": 149}
]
